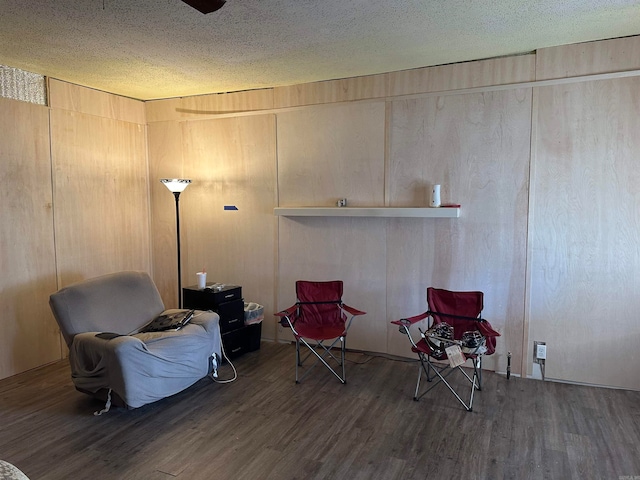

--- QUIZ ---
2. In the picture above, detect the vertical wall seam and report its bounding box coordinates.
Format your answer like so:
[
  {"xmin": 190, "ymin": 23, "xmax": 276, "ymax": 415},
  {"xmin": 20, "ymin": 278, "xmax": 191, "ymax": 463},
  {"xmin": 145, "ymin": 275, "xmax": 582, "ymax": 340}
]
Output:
[
  {"xmin": 46, "ymin": 78, "xmax": 64, "ymax": 359},
  {"xmin": 522, "ymin": 75, "xmax": 540, "ymax": 378}
]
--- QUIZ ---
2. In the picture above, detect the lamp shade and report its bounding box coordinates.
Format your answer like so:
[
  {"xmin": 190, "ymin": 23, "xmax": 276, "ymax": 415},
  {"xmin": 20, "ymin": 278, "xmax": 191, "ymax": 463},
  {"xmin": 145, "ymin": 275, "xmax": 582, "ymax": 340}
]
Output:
[{"xmin": 160, "ymin": 178, "xmax": 191, "ymax": 193}]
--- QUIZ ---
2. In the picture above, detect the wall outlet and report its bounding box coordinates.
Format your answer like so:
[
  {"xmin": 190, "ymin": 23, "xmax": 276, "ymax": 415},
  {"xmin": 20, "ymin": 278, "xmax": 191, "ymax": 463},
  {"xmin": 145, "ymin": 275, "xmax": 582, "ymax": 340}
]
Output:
[{"xmin": 533, "ymin": 341, "xmax": 546, "ymax": 363}]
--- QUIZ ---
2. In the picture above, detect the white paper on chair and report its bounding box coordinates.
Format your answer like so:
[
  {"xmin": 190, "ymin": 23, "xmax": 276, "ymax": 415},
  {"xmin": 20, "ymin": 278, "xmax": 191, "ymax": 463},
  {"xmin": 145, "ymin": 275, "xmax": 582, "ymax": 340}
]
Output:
[{"xmin": 445, "ymin": 344, "xmax": 466, "ymax": 368}]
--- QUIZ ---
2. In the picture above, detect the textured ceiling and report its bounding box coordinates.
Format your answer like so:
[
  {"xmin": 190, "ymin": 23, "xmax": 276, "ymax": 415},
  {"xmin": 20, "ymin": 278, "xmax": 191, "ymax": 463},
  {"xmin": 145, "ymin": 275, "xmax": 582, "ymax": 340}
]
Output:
[{"xmin": 1, "ymin": 0, "xmax": 640, "ymax": 101}]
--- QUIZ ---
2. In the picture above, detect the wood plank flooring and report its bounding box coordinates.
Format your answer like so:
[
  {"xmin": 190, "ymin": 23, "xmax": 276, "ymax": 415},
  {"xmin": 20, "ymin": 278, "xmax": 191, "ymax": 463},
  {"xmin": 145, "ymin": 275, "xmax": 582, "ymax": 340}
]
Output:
[{"xmin": 1, "ymin": 341, "xmax": 639, "ymax": 480}]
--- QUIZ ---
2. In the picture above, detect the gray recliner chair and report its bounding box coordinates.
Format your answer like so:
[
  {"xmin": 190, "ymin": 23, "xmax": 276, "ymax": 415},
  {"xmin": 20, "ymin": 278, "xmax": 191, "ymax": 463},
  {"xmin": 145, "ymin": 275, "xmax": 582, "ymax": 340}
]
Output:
[{"xmin": 49, "ymin": 271, "xmax": 221, "ymax": 411}]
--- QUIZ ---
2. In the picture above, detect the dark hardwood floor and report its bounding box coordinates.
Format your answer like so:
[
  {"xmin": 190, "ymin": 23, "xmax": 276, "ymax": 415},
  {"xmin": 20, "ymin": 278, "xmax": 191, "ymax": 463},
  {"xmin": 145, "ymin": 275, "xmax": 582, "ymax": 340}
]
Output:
[{"xmin": 1, "ymin": 341, "xmax": 639, "ymax": 480}]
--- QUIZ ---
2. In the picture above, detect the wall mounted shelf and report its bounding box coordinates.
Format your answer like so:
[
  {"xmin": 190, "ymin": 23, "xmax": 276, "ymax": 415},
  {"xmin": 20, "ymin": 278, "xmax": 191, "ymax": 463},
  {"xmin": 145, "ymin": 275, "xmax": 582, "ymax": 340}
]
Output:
[{"xmin": 274, "ymin": 207, "xmax": 460, "ymax": 218}]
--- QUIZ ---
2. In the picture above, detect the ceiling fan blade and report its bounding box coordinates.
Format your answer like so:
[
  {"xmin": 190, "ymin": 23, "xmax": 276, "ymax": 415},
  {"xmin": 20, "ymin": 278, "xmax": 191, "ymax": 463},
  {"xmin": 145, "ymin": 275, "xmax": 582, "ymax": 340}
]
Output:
[{"xmin": 181, "ymin": 0, "xmax": 226, "ymax": 14}]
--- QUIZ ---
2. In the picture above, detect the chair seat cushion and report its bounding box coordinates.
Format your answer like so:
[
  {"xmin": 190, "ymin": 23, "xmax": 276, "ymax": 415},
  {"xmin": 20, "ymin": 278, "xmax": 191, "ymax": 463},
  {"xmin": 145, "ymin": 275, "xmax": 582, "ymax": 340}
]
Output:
[{"xmin": 294, "ymin": 323, "xmax": 346, "ymax": 341}]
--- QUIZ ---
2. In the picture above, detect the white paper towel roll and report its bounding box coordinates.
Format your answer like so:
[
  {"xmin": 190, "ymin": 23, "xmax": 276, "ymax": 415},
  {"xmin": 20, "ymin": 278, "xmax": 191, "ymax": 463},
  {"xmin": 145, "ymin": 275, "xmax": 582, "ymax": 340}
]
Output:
[{"xmin": 430, "ymin": 184, "xmax": 441, "ymax": 207}]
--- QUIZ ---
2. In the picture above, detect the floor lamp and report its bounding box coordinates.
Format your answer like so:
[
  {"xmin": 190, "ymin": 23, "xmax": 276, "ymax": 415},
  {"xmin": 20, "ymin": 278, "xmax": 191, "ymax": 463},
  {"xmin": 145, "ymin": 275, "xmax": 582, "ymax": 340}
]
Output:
[{"xmin": 161, "ymin": 178, "xmax": 191, "ymax": 308}]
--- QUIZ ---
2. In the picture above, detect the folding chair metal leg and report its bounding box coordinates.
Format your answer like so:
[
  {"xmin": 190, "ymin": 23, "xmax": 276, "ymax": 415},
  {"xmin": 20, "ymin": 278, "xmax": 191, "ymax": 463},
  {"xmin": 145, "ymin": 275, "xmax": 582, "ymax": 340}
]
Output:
[
  {"xmin": 295, "ymin": 339, "xmax": 301, "ymax": 383},
  {"xmin": 341, "ymin": 336, "xmax": 346, "ymax": 382},
  {"xmin": 414, "ymin": 359, "xmax": 423, "ymax": 401},
  {"xmin": 294, "ymin": 336, "xmax": 347, "ymax": 384},
  {"xmin": 414, "ymin": 352, "xmax": 434, "ymax": 400},
  {"xmin": 413, "ymin": 354, "xmax": 482, "ymax": 412}
]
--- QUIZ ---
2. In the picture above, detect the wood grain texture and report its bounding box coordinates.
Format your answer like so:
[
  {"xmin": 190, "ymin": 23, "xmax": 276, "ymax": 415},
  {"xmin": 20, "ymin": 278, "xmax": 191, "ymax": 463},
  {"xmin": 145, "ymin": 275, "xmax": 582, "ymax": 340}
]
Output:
[
  {"xmin": 50, "ymin": 108, "xmax": 151, "ymax": 287},
  {"xmin": 276, "ymin": 102, "xmax": 386, "ymax": 207},
  {"xmin": 536, "ymin": 35, "xmax": 640, "ymax": 80},
  {"xmin": 388, "ymin": 54, "xmax": 536, "ymax": 97},
  {"xmin": 48, "ymin": 78, "xmax": 146, "ymax": 124},
  {"xmin": 2, "ymin": 342, "xmax": 640, "ymax": 480},
  {"xmin": 0, "ymin": 98, "xmax": 60, "ymax": 380},
  {"xmin": 179, "ymin": 114, "xmax": 278, "ymax": 340},
  {"xmin": 180, "ymin": 88, "xmax": 274, "ymax": 116},
  {"xmin": 144, "ymin": 97, "xmax": 182, "ymax": 123},
  {"xmin": 145, "ymin": 89, "xmax": 274, "ymax": 123},
  {"xmin": 147, "ymin": 120, "xmax": 186, "ymax": 308},
  {"xmin": 274, "ymin": 73, "xmax": 388, "ymax": 108},
  {"xmin": 386, "ymin": 88, "xmax": 533, "ymax": 375},
  {"xmin": 276, "ymin": 102, "xmax": 387, "ymax": 350},
  {"xmin": 530, "ymin": 76, "xmax": 640, "ymax": 389}
]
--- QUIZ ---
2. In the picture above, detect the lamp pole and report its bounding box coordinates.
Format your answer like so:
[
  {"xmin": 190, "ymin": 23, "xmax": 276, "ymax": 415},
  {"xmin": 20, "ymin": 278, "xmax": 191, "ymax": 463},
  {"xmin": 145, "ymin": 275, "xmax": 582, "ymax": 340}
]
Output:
[
  {"xmin": 161, "ymin": 179, "xmax": 191, "ymax": 309},
  {"xmin": 173, "ymin": 190, "xmax": 183, "ymax": 308}
]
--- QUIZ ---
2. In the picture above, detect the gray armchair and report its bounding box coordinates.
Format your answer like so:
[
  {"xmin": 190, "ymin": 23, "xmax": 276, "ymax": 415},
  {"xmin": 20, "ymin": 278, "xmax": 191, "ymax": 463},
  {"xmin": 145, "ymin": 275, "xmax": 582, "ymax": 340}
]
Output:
[{"xmin": 49, "ymin": 271, "xmax": 221, "ymax": 410}]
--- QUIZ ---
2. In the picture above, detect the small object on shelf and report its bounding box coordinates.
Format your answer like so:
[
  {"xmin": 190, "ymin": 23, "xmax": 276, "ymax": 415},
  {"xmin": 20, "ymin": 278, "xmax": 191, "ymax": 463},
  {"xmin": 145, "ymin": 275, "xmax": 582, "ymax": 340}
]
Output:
[{"xmin": 430, "ymin": 184, "xmax": 441, "ymax": 207}]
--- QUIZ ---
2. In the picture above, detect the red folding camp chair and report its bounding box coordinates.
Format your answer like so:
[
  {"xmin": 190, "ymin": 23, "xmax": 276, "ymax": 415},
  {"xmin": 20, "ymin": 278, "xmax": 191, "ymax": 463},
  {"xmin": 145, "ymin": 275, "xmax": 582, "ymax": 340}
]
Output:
[
  {"xmin": 391, "ymin": 287, "xmax": 500, "ymax": 411},
  {"xmin": 276, "ymin": 280, "xmax": 366, "ymax": 384}
]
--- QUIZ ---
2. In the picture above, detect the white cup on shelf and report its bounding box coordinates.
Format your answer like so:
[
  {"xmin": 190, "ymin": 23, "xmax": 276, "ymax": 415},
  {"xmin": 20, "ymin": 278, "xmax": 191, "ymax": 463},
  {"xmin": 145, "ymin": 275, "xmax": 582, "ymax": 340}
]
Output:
[{"xmin": 196, "ymin": 272, "xmax": 207, "ymax": 290}]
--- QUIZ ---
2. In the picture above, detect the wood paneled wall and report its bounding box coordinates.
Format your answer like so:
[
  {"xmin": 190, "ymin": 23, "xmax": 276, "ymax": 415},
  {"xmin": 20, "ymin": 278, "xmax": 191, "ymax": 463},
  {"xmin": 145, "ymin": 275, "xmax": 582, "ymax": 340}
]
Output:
[
  {"xmin": 4, "ymin": 36, "xmax": 640, "ymax": 390},
  {"xmin": 49, "ymin": 108, "xmax": 151, "ymax": 286},
  {"xmin": 276, "ymin": 102, "xmax": 387, "ymax": 350},
  {"xmin": 147, "ymin": 54, "xmax": 537, "ymax": 368},
  {"xmin": 0, "ymin": 97, "xmax": 59, "ymax": 379},
  {"xmin": 181, "ymin": 115, "xmax": 277, "ymax": 339},
  {"xmin": 145, "ymin": 36, "xmax": 640, "ymax": 389},
  {"xmin": 535, "ymin": 36, "xmax": 640, "ymax": 80},
  {"xmin": 386, "ymin": 88, "xmax": 532, "ymax": 372},
  {"xmin": 0, "ymin": 80, "xmax": 149, "ymax": 380},
  {"xmin": 529, "ymin": 37, "xmax": 640, "ymax": 388},
  {"xmin": 48, "ymin": 79, "xmax": 150, "ymax": 287},
  {"xmin": 387, "ymin": 55, "xmax": 536, "ymax": 96},
  {"xmin": 530, "ymin": 77, "xmax": 640, "ymax": 389},
  {"xmin": 147, "ymin": 113, "xmax": 278, "ymax": 338}
]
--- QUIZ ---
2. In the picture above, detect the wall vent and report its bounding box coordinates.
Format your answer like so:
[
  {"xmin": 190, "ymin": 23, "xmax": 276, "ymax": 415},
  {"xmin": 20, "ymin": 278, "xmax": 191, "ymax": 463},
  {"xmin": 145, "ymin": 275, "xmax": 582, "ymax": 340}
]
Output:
[{"xmin": 0, "ymin": 65, "xmax": 47, "ymax": 105}]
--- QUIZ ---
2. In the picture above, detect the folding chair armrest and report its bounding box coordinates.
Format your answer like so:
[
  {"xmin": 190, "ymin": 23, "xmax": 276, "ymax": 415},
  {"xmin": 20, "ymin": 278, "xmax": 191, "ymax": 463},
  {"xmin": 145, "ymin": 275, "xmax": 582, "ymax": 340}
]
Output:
[
  {"xmin": 275, "ymin": 305, "xmax": 297, "ymax": 318},
  {"xmin": 275, "ymin": 305, "xmax": 298, "ymax": 327},
  {"xmin": 342, "ymin": 304, "xmax": 366, "ymax": 316},
  {"xmin": 478, "ymin": 320, "xmax": 501, "ymax": 337},
  {"xmin": 391, "ymin": 311, "xmax": 429, "ymax": 327}
]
